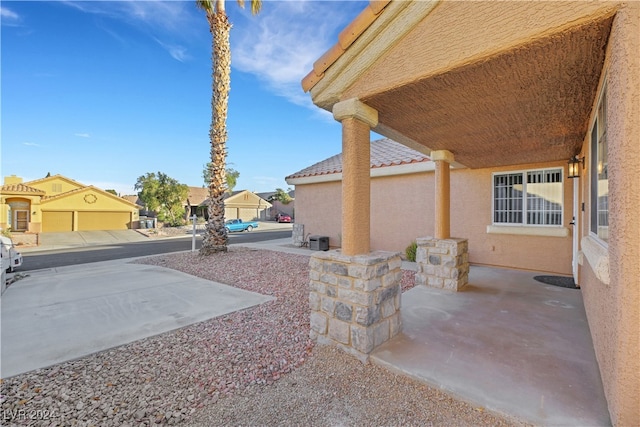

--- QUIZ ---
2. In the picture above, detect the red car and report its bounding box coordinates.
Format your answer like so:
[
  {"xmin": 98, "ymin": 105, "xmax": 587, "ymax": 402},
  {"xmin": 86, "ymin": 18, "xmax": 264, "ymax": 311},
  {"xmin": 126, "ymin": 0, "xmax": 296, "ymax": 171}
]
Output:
[{"xmin": 277, "ymin": 214, "xmax": 292, "ymax": 223}]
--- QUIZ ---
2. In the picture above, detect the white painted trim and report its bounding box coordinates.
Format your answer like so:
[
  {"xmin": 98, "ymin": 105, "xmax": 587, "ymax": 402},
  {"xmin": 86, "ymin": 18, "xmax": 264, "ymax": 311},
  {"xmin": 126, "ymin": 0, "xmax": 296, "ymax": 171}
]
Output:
[
  {"xmin": 491, "ymin": 167, "xmax": 565, "ymax": 226},
  {"xmin": 286, "ymin": 161, "xmax": 435, "ymax": 185},
  {"xmin": 486, "ymin": 225, "xmax": 569, "ymax": 237},
  {"xmin": 579, "ymin": 236, "xmax": 609, "ymax": 285}
]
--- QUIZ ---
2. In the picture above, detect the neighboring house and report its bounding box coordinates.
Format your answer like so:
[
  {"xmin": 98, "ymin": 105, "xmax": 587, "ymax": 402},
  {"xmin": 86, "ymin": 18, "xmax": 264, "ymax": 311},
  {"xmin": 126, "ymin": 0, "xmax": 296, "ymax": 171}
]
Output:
[
  {"xmin": 1, "ymin": 175, "xmax": 140, "ymax": 232},
  {"xmin": 287, "ymin": 138, "xmax": 573, "ymax": 274},
  {"xmin": 300, "ymin": 1, "xmax": 638, "ymax": 424},
  {"xmin": 184, "ymin": 186, "xmax": 209, "ymax": 219},
  {"xmin": 255, "ymin": 190, "xmax": 295, "ymax": 220},
  {"xmin": 195, "ymin": 190, "xmax": 272, "ymax": 221},
  {"xmin": 223, "ymin": 190, "xmax": 271, "ymax": 221}
]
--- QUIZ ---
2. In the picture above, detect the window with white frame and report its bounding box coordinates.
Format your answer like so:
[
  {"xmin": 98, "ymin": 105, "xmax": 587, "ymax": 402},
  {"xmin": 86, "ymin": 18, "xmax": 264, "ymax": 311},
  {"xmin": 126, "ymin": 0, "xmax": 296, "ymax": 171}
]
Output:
[
  {"xmin": 493, "ymin": 168, "xmax": 563, "ymax": 226},
  {"xmin": 590, "ymin": 86, "xmax": 608, "ymax": 242}
]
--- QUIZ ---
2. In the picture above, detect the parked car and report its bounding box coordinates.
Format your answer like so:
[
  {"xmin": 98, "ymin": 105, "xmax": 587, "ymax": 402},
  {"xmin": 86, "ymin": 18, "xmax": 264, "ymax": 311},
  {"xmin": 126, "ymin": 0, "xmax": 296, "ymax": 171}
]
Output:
[
  {"xmin": 1, "ymin": 235, "xmax": 23, "ymax": 273},
  {"xmin": 277, "ymin": 214, "xmax": 292, "ymax": 223},
  {"xmin": 224, "ymin": 219, "xmax": 259, "ymax": 233}
]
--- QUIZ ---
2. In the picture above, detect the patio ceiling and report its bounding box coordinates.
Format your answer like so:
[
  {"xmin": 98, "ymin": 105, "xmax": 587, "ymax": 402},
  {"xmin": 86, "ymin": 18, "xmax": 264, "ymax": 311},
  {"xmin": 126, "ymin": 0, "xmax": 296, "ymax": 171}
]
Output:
[{"xmin": 363, "ymin": 15, "xmax": 614, "ymax": 169}]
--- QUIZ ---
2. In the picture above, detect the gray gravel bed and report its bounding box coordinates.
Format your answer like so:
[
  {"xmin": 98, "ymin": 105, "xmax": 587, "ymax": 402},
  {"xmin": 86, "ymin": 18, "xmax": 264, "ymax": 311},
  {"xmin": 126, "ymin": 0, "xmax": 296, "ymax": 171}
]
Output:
[{"xmin": 1, "ymin": 248, "xmax": 524, "ymax": 426}]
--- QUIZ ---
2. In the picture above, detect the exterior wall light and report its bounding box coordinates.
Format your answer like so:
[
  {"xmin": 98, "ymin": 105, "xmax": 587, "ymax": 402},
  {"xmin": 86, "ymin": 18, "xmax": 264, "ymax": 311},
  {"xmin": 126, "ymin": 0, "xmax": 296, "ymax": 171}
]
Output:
[{"xmin": 568, "ymin": 155, "xmax": 585, "ymax": 178}]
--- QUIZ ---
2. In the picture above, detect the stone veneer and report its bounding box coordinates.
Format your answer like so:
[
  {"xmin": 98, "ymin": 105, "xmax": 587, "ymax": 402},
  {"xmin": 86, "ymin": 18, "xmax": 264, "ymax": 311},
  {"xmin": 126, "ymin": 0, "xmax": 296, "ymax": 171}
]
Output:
[
  {"xmin": 292, "ymin": 223, "xmax": 305, "ymax": 247},
  {"xmin": 309, "ymin": 250, "xmax": 402, "ymax": 362},
  {"xmin": 415, "ymin": 237, "xmax": 469, "ymax": 291}
]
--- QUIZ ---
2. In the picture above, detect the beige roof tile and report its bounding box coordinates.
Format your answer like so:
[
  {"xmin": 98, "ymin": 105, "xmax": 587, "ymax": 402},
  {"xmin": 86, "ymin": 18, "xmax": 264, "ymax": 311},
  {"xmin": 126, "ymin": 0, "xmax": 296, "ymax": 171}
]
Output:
[
  {"xmin": 0, "ymin": 184, "xmax": 46, "ymax": 195},
  {"xmin": 302, "ymin": 0, "xmax": 390, "ymax": 92},
  {"xmin": 286, "ymin": 138, "xmax": 430, "ymax": 179},
  {"xmin": 186, "ymin": 186, "xmax": 209, "ymax": 206}
]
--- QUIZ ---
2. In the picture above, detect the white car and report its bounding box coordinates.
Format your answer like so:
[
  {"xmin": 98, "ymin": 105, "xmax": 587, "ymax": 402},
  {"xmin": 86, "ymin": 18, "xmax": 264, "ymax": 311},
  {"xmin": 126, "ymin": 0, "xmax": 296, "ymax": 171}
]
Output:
[{"xmin": 1, "ymin": 235, "xmax": 23, "ymax": 273}]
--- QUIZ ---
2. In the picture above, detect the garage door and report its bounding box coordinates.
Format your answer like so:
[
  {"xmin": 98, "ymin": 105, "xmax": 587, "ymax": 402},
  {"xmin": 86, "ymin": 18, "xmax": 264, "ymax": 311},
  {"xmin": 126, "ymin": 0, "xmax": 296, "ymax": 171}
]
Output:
[
  {"xmin": 42, "ymin": 211, "xmax": 73, "ymax": 232},
  {"xmin": 78, "ymin": 212, "xmax": 130, "ymax": 231},
  {"xmin": 225, "ymin": 207, "xmax": 238, "ymax": 220},
  {"xmin": 238, "ymin": 208, "xmax": 257, "ymax": 222}
]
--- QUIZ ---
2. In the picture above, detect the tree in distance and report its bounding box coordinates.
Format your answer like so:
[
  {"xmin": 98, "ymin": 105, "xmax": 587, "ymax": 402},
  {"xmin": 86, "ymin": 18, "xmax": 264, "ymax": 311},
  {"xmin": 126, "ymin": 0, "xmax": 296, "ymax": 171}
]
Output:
[
  {"xmin": 135, "ymin": 172, "xmax": 189, "ymax": 227},
  {"xmin": 202, "ymin": 162, "xmax": 240, "ymax": 193}
]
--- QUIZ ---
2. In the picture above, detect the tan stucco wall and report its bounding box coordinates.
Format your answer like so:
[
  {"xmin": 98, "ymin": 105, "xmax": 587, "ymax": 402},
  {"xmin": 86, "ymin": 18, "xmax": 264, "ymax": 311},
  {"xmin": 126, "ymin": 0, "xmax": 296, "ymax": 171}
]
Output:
[
  {"xmin": 41, "ymin": 189, "xmax": 138, "ymax": 231},
  {"xmin": 295, "ymin": 160, "xmax": 573, "ymax": 275},
  {"xmin": 41, "ymin": 190, "xmax": 138, "ymax": 213},
  {"xmin": 27, "ymin": 176, "xmax": 84, "ymax": 195},
  {"xmin": 294, "ymin": 181, "xmax": 342, "ymax": 247},
  {"xmin": 579, "ymin": 4, "xmax": 640, "ymax": 424},
  {"xmin": 346, "ymin": 0, "xmax": 617, "ymax": 100},
  {"xmin": 0, "ymin": 195, "xmax": 43, "ymax": 233}
]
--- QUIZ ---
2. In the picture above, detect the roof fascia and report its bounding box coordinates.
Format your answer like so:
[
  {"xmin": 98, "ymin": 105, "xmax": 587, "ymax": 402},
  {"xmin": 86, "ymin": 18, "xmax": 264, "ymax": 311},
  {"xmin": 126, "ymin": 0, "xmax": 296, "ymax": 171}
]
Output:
[
  {"xmin": 0, "ymin": 186, "xmax": 46, "ymax": 196},
  {"xmin": 286, "ymin": 160, "xmax": 436, "ymax": 185},
  {"xmin": 24, "ymin": 174, "xmax": 86, "ymax": 188},
  {"xmin": 309, "ymin": 0, "xmax": 440, "ymax": 111}
]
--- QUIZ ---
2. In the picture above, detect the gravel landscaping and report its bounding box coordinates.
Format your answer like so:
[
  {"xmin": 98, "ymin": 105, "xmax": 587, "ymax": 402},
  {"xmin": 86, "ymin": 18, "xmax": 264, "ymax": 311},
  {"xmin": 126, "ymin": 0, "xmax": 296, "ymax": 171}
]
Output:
[{"xmin": 1, "ymin": 248, "xmax": 525, "ymax": 426}]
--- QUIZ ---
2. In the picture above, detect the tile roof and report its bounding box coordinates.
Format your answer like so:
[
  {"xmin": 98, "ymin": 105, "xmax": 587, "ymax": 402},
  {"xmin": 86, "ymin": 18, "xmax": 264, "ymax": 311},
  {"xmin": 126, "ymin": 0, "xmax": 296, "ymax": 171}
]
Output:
[
  {"xmin": 286, "ymin": 138, "xmax": 430, "ymax": 179},
  {"xmin": 41, "ymin": 185, "xmax": 87, "ymax": 201},
  {"xmin": 0, "ymin": 184, "xmax": 46, "ymax": 195},
  {"xmin": 23, "ymin": 174, "xmax": 85, "ymax": 187},
  {"xmin": 302, "ymin": 1, "xmax": 390, "ymax": 92},
  {"xmin": 122, "ymin": 195, "xmax": 142, "ymax": 206},
  {"xmin": 186, "ymin": 187, "xmax": 209, "ymax": 206}
]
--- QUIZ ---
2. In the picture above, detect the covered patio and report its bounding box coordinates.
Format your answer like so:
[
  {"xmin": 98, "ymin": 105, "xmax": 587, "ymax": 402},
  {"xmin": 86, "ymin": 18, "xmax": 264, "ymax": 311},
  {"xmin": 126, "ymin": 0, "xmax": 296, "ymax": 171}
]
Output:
[
  {"xmin": 301, "ymin": 1, "xmax": 638, "ymax": 425},
  {"xmin": 373, "ymin": 265, "xmax": 610, "ymax": 425}
]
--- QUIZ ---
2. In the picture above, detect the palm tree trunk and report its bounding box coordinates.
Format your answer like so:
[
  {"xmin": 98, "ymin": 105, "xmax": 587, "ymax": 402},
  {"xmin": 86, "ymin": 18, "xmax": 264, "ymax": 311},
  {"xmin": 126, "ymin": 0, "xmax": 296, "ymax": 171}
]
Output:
[{"xmin": 201, "ymin": 12, "xmax": 231, "ymax": 255}]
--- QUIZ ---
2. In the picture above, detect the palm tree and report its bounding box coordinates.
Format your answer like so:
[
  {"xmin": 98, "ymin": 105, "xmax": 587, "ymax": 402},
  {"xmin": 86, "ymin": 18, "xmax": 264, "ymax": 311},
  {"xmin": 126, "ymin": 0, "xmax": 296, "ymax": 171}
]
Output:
[{"xmin": 197, "ymin": 0, "xmax": 261, "ymax": 255}]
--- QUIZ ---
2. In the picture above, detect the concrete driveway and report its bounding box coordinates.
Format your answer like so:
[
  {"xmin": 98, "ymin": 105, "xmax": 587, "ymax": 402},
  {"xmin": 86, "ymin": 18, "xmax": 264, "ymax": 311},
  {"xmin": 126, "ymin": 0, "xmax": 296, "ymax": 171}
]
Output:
[
  {"xmin": 0, "ymin": 259, "xmax": 273, "ymax": 378},
  {"xmin": 36, "ymin": 230, "xmax": 150, "ymax": 250}
]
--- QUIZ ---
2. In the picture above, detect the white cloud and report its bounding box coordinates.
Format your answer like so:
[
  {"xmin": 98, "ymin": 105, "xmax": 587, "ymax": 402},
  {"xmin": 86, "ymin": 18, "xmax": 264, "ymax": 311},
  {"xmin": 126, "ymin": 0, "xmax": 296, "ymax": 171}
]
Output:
[
  {"xmin": 75, "ymin": 133, "xmax": 91, "ymax": 138},
  {"xmin": 61, "ymin": 0, "xmax": 198, "ymax": 61},
  {"xmin": 62, "ymin": 0, "xmax": 192, "ymax": 32},
  {"xmin": 1, "ymin": 6, "xmax": 20, "ymax": 21},
  {"xmin": 154, "ymin": 38, "xmax": 190, "ymax": 62},
  {"xmin": 231, "ymin": 2, "xmax": 366, "ymax": 107},
  {"xmin": 23, "ymin": 142, "xmax": 41, "ymax": 147},
  {"xmin": 59, "ymin": 1, "xmax": 365, "ymax": 104}
]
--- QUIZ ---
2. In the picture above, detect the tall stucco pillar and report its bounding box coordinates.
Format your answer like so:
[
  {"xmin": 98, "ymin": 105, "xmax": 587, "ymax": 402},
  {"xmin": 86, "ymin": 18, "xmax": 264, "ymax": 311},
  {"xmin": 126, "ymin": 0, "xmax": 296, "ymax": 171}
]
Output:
[
  {"xmin": 333, "ymin": 99, "xmax": 378, "ymax": 256},
  {"xmin": 431, "ymin": 150, "xmax": 454, "ymax": 240}
]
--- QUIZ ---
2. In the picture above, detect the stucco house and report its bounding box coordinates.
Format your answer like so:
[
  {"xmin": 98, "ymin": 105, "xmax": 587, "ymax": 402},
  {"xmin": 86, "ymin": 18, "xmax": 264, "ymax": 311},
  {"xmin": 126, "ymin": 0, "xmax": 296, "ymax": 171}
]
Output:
[
  {"xmin": 223, "ymin": 190, "xmax": 271, "ymax": 221},
  {"xmin": 188, "ymin": 189, "xmax": 272, "ymax": 221},
  {"xmin": 184, "ymin": 186, "xmax": 210, "ymax": 219},
  {"xmin": 256, "ymin": 190, "xmax": 295, "ymax": 220},
  {"xmin": 298, "ymin": 1, "xmax": 638, "ymax": 425},
  {"xmin": 1, "ymin": 175, "xmax": 140, "ymax": 233},
  {"xmin": 288, "ymin": 137, "xmax": 572, "ymax": 274}
]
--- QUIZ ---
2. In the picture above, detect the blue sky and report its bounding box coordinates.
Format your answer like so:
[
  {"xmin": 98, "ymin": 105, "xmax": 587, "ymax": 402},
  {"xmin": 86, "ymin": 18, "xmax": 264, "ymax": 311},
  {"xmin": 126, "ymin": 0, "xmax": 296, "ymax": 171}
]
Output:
[{"xmin": 1, "ymin": 0, "xmax": 368, "ymax": 195}]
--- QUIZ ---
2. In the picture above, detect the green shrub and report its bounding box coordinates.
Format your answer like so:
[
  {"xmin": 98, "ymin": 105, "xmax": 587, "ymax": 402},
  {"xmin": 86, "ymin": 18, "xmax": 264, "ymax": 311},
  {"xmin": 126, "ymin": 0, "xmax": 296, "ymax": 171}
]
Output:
[{"xmin": 405, "ymin": 241, "xmax": 417, "ymax": 262}]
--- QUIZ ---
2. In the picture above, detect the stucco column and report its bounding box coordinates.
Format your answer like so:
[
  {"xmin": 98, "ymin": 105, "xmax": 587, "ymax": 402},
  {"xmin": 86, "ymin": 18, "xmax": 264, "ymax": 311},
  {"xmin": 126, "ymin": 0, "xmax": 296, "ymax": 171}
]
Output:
[
  {"xmin": 333, "ymin": 99, "xmax": 378, "ymax": 256},
  {"xmin": 431, "ymin": 150, "xmax": 454, "ymax": 239}
]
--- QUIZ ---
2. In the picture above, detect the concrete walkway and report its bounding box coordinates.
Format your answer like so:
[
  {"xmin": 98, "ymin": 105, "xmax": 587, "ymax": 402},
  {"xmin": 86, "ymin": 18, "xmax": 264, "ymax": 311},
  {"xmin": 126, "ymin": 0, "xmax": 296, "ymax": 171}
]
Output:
[
  {"xmin": 371, "ymin": 266, "xmax": 611, "ymax": 426},
  {"xmin": 0, "ymin": 259, "xmax": 273, "ymax": 378}
]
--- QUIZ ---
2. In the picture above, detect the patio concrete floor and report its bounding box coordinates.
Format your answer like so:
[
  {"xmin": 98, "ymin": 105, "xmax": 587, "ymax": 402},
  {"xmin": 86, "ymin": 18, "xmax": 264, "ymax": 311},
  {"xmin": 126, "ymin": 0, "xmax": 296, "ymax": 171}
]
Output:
[{"xmin": 371, "ymin": 265, "xmax": 611, "ymax": 426}]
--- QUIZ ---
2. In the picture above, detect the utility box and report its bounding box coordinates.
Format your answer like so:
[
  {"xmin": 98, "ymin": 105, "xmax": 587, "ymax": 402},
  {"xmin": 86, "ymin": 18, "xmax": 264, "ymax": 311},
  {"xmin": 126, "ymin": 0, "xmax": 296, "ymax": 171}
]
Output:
[{"xmin": 309, "ymin": 235, "xmax": 329, "ymax": 251}]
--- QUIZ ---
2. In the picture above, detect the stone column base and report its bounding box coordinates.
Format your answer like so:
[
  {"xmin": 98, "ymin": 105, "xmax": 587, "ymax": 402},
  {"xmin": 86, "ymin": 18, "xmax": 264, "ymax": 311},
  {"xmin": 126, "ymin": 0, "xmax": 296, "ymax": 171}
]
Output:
[
  {"xmin": 415, "ymin": 237, "xmax": 469, "ymax": 291},
  {"xmin": 292, "ymin": 223, "xmax": 305, "ymax": 247},
  {"xmin": 309, "ymin": 250, "xmax": 402, "ymax": 363}
]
